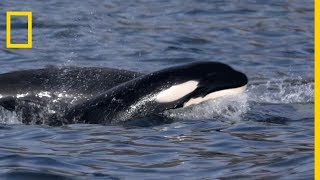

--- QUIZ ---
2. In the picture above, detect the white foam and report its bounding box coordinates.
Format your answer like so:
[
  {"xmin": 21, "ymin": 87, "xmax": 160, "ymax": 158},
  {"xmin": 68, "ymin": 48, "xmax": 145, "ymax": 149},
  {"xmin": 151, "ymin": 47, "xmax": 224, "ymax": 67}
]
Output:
[
  {"xmin": 0, "ymin": 107, "xmax": 21, "ymax": 124},
  {"xmin": 165, "ymin": 93, "xmax": 249, "ymax": 123},
  {"xmin": 37, "ymin": 91, "xmax": 52, "ymax": 98},
  {"xmin": 17, "ymin": 93, "xmax": 29, "ymax": 98}
]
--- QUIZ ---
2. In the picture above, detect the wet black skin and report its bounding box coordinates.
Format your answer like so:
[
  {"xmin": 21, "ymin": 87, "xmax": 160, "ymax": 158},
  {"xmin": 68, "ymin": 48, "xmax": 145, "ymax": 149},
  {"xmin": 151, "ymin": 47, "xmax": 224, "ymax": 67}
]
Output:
[
  {"xmin": 0, "ymin": 62, "xmax": 248, "ymax": 126},
  {"xmin": 0, "ymin": 66, "xmax": 142, "ymax": 97},
  {"xmin": 63, "ymin": 62, "xmax": 248, "ymax": 125}
]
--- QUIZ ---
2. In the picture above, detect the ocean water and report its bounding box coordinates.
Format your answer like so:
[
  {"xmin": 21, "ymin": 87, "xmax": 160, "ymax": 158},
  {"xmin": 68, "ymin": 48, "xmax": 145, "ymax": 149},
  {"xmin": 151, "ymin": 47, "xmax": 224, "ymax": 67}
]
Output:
[{"xmin": 0, "ymin": 0, "xmax": 314, "ymax": 179}]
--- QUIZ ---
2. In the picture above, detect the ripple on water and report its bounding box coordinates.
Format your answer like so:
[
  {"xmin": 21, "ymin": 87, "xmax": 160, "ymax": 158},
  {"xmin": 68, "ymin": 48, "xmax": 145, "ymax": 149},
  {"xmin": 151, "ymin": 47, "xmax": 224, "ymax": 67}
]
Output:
[{"xmin": 0, "ymin": 0, "xmax": 314, "ymax": 179}]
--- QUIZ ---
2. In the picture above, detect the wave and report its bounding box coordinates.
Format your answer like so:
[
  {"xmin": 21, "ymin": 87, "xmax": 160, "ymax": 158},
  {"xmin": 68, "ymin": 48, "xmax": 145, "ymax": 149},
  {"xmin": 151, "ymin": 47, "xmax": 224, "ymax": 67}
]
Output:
[{"xmin": 0, "ymin": 77, "xmax": 314, "ymax": 125}]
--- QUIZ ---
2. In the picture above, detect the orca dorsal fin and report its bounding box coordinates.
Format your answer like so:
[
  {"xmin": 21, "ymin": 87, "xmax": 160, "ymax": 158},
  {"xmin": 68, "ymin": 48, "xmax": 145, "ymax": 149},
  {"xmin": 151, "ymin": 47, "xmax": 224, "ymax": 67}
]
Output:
[{"xmin": 0, "ymin": 96, "xmax": 17, "ymax": 111}]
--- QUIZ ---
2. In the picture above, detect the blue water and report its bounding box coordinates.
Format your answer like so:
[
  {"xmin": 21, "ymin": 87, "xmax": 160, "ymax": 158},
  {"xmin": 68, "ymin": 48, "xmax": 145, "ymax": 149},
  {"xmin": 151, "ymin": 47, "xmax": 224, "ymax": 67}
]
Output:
[{"xmin": 0, "ymin": 0, "xmax": 314, "ymax": 179}]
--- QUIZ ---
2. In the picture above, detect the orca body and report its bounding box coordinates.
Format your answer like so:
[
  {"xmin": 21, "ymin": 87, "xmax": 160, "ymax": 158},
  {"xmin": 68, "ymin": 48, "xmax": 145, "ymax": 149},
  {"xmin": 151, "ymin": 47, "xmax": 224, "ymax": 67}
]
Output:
[
  {"xmin": 0, "ymin": 66, "xmax": 142, "ymax": 98},
  {"xmin": 0, "ymin": 62, "xmax": 248, "ymax": 126}
]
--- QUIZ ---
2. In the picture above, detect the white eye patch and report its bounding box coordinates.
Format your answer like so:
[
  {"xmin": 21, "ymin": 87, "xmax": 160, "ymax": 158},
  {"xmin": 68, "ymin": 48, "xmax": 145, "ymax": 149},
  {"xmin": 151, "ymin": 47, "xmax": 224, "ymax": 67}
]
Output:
[{"xmin": 156, "ymin": 80, "xmax": 199, "ymax": 103}]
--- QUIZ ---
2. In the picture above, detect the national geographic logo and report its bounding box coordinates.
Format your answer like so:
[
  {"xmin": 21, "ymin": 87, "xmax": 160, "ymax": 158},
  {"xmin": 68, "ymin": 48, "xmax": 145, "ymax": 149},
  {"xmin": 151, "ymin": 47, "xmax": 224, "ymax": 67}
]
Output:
[{"xmin": 6, "ymin": 11, "xmax": 32, "ymax": 48}]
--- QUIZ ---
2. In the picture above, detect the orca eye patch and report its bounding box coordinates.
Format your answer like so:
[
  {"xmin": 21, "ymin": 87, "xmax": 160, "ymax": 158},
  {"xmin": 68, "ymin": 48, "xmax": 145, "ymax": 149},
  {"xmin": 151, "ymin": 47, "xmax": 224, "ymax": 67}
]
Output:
[{"xmin": 155, "ymin": 80, "xmax": 199, "ymax": 103}]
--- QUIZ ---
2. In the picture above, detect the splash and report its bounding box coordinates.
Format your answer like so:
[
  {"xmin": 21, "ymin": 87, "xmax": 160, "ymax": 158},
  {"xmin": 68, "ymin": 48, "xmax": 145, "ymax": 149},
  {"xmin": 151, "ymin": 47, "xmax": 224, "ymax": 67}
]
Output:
[
  {"xmin": 0, "ymin": 107, "xmax": 21, "ymax": 124},
  {"xmin": 164, "ymin": 77, "xmax": 313, "ymax": 123},
  {"xmin": 164, "ymin": 93, "xmax": 250, "ymax": 123},
  {"xmin": 0, "ymin": 77, "xmax": 314, "ymax": 125},
  {"xmin": 248, "ymin": 77, "xmax": 314, "ymax": 104},
  {"xmin": 0, "ymin": 91, "xmax": 82, "ymax": 125}
]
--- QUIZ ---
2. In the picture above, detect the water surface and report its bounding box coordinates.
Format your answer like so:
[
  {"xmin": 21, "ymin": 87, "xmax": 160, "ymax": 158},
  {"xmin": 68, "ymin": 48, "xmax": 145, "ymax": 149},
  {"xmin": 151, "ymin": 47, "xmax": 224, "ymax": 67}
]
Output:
[{"xmin": 0, "ymin": 0, "xmax": 314, "ymax": 179}]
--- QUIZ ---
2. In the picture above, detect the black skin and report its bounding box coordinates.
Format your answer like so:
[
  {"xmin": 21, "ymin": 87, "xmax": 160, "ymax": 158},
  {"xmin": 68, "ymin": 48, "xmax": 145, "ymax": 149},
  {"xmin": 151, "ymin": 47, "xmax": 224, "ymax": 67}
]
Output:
[
  {"xmin": 0, "ymin": 66, "xmax": 142, "ymax": 97},
  {"xmin": 63, "ymin": 62, "xmax": 248, "ymax": 125},
  {"xmin": 0, "ymin": 62, "xmax": 248, "ymax": 126},
  {"xmin": 0, "ymin": 66, "xmax": 142, "ymax": 125}
]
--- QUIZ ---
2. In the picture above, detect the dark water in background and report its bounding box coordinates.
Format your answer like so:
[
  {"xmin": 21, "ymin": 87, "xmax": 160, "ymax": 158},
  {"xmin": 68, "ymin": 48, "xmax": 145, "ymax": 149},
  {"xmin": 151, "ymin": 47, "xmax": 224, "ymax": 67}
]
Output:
[{"xmin": 0, "ymin": 0, "xmax": 314, "ymax": 179}]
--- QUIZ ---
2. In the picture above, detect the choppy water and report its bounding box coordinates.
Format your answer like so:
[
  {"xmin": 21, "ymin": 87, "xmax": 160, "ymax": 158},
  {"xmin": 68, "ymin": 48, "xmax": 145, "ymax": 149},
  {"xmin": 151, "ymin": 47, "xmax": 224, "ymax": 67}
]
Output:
[{"xmin": 0, "ymin": 0, "xmax": 314, "ymax": 179}]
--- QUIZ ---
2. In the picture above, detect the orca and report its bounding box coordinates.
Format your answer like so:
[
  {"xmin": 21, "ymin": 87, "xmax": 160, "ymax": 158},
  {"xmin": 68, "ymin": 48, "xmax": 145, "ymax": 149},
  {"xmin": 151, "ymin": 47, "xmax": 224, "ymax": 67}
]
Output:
[{"xmin": 0, "ymin": 62, "xmax": 248, "ymax": 126}]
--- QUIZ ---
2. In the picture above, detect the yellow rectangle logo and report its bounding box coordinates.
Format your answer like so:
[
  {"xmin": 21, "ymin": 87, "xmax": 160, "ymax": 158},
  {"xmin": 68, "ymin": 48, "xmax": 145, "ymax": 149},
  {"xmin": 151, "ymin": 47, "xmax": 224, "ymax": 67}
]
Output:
[{"xmin": 6, "ymin": 11, "xmax": 32, "ymax": 48}]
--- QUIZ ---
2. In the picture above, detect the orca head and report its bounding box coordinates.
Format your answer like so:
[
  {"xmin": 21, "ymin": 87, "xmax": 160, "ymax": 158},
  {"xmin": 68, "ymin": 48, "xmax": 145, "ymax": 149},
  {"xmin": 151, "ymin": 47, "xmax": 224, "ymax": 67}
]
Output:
[{"xmin": 151, "ymin": 61, "xmax": 248, "ymax": 109}]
